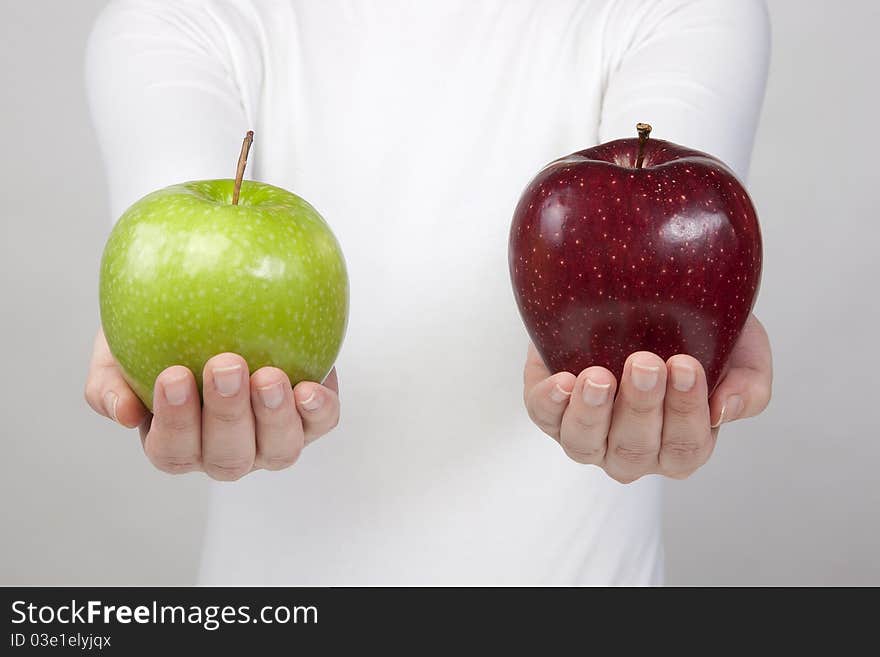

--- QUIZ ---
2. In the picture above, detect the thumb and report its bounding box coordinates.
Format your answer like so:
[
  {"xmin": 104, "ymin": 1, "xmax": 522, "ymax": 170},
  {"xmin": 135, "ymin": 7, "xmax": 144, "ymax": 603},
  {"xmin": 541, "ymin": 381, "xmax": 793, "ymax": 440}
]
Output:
[
  {"xmin": 710, "ymin": 315, "xmax": 773, "ymax": 428},
  {"xmin": 710, "ymin": 365, "xmax": 772, "ymax": 428},
  {"xmin": 84, "ymin": 328, "xmax": 149, "ymax": 428}
]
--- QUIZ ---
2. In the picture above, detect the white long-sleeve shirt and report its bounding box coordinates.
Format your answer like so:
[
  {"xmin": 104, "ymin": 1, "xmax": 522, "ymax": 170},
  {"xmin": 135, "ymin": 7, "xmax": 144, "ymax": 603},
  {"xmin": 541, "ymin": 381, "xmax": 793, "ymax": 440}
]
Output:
[{"xmin": 86, "ymin": 0, "xmax": 769, "ymax": 585}]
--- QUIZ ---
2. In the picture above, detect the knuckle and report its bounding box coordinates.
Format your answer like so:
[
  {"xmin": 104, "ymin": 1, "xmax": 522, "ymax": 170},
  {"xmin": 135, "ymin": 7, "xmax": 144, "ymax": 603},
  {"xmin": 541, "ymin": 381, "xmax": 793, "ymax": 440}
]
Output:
[
  {"xmin": 261, "ymin": 452, "xmax": 300, "ymax": 471},
  {"xmin": 208, "ymin": 405, "xmax": 249, "ymax": 425},
  {"xmin": 666, "ymin": 394, "xmax": 702, "ymax": 418},
  {"xmin": 158, "ymin": 412, "xmax": 196, "ymax": 434},
  {"xmin": 569, "ymin": 413, "xmax": 602, "ymax": 434},
  {"xmin": 662, "ymin": 440, "xmax": 706, "ymax": 462},
  {"xmin": 561, "ymin": 442, "xmax": 604, "ymax": 464},
  {"xmin": 151, "ymin": 454, "xmax": 200, "ymax": 475},
  {"xmin": 204, "ymin": 458, "xmax": 252, "ymax": 481},
  {"xmin": 612, "ymin": 442, "xmax": 658, "ymax": 465},
  {"xmin": 626, "ymin": 399, "xmax": 660, "ymax": 417}
]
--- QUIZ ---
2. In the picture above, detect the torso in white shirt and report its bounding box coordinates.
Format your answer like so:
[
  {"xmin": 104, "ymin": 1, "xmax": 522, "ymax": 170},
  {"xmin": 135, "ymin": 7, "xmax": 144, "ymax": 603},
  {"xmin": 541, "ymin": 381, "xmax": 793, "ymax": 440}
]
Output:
[{"xmin": 87, "ymin": 0, "xmax": 769, "ymax": 585}]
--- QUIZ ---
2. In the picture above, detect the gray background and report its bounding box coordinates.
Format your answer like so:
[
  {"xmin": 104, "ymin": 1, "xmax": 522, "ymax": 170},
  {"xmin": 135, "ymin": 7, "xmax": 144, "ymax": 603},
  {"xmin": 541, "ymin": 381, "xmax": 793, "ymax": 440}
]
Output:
[{"xmin": 1, "ymin": 0, "xmax": 877, "ymax": 585}]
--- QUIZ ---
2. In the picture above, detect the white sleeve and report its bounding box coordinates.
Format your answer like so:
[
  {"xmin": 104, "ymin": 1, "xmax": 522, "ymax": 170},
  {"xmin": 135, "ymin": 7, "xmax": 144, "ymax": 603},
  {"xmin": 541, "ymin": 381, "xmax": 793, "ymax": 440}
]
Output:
[
  {"xmin": 85, "ymin": 0, "xmax": 264, "ymax": 220},
  {"xmin": 598, "ymin": 0, "xmax": 771, "ymax": 180}
]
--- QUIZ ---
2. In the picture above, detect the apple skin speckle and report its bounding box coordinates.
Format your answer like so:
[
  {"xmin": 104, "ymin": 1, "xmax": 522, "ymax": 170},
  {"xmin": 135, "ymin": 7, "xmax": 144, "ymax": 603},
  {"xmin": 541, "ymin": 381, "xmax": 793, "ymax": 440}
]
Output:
[
  {"xmin": 99, "ymin": 179, "xmax": 349, "ymax": 409},
  {"xmin": 509, "ymin": 137, "xmax": 762, "ymax": 394}
]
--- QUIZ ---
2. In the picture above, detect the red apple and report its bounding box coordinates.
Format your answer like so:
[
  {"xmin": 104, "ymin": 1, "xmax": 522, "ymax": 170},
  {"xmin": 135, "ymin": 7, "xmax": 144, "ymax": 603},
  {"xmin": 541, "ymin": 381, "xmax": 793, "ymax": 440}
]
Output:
[{"xmin": 509, "ymin": 125, "xmax": 762, "ymax": 394}]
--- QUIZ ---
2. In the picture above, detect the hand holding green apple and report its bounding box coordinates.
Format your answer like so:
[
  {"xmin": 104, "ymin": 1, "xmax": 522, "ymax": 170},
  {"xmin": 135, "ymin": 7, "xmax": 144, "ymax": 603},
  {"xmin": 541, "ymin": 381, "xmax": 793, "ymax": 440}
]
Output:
[{"xmin": 85, "ymin": 132, "xmax": 348, "ymax": 479}]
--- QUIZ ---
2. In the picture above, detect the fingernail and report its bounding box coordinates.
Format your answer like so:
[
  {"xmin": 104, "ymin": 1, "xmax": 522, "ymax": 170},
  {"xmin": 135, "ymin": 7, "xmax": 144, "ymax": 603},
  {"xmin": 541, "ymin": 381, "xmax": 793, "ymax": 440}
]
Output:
[
  {"xmin": 711, "ymin": 394, "xmax": 744, "ymax": 428},
  {"xmin": 213, "ymin": 364, "xmax": 242, "ymax": 397},
  {"xmin": 671, "ymin": 363, "xmax": 696, "ymax": 392},
  {"xmin": 163, "ymin": 375, "xmax": 190, "ymax": 406},
  {"xmin": 258, "ymin": 382, "xmax": 285, "ymax": 410},
  {"xmin": 298, "ymin": 389, "xmax": 322, "ymax": 412},
  {"xmin": 103, "ymin": 390, "xmax": 118, "ymax": 422},
  {"xmin": 631, "ymin": 362, "xmax": 660, "ymax": 392},
  {"xmin": 550, "ymin": 383, "xmax": 572, "ymax": 404},
  {"xmin": 583, "ymin": 378, "xmax": 611, "ymax": 406}
]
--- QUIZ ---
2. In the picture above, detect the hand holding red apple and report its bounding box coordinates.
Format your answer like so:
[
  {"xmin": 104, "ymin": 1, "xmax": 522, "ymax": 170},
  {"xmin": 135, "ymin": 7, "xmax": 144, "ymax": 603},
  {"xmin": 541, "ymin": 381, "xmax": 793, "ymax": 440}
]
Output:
[{"xmin": 523, "ymin": 314, "xmax": 771, "ymax": 482}]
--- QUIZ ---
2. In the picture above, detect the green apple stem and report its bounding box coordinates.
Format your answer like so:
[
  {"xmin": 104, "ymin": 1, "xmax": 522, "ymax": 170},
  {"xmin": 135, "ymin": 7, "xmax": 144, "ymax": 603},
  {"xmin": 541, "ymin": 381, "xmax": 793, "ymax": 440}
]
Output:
[
  {"xmin": 635, "ymin": 122, "xmax": 652, "ymax": 169},
  {"xmin": 232, "ymin": 130, "xmax": 254, "ymax": 205}
]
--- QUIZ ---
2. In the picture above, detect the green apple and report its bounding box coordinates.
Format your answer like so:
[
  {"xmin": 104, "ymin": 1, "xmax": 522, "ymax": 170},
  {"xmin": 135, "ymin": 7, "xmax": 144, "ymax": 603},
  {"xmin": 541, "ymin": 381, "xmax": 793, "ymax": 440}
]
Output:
[{"xmin": 99, "ymin": 178, "xmax": 348, "ymax": 410}]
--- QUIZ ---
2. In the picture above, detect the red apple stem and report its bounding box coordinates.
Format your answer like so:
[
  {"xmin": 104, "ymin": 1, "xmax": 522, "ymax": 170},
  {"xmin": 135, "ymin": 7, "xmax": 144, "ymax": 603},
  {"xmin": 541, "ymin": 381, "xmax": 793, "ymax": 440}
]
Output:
[
  {"xmin": 635, "ymin": 123, "xmax": 652, "ymax": 169},
  {"xmin": 232, "ymin": 130, "xmax": 254, "ymax": 205}
]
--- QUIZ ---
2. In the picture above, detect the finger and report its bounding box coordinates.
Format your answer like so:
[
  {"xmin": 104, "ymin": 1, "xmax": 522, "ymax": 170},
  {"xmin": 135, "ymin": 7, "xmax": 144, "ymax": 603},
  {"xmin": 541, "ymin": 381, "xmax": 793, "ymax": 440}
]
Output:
[
  {"xmin": 524, "ymin": 370, "xmax": 577, "ymax": 441},
  {"xmin": 605, "ymin": 352, "xmax": 667, "ymax": 483},
  {"xmin": 558, "ymin": 367, "xmax": 616, "ymax": 464},
  {"xmin": 251, "ymin": 367, "xmax": 305, "ymax": 470},
  {"xmin": 522, "ymin": 341, "xmax": 577, "ymax": 440},
  {"xmin": 143, "ymin": 366, "xmax": 202, "ymax": 474},
  {"xmin": 710, "ymin": 315, "xmax": 773, "ymax": 426},
  {"xmin": 202, "ymin": 353, "xmax": 256, "ymax": 481},
  {"xmin": 84, "ymin": 328, "xmax": 148, "ymax": 428},
  {"xmin": 523, "ymin": 341, "xmax": 552, "ymax": 396},
  {"xmin": 659, "ymin": 355, "xmax": 713, "ymax": 478},
  {"xmin": 293, "ymin": 380, "xmax": 340, "ymax": 445},
  {"xmin": 709, "ymin": 367, "xmax": 772, "ymax": 427}
]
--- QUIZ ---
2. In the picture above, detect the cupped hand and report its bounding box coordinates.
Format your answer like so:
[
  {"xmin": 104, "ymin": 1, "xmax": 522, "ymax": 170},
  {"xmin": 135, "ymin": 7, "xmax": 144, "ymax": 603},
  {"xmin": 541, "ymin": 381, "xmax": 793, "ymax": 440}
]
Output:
[
  {"xmin": 84, "ymin": 328, "xmax": 340, "ymax": 479},
  {"xmin": 523, "ymin": 314, "xmax": 772, "ymax": 483}
]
